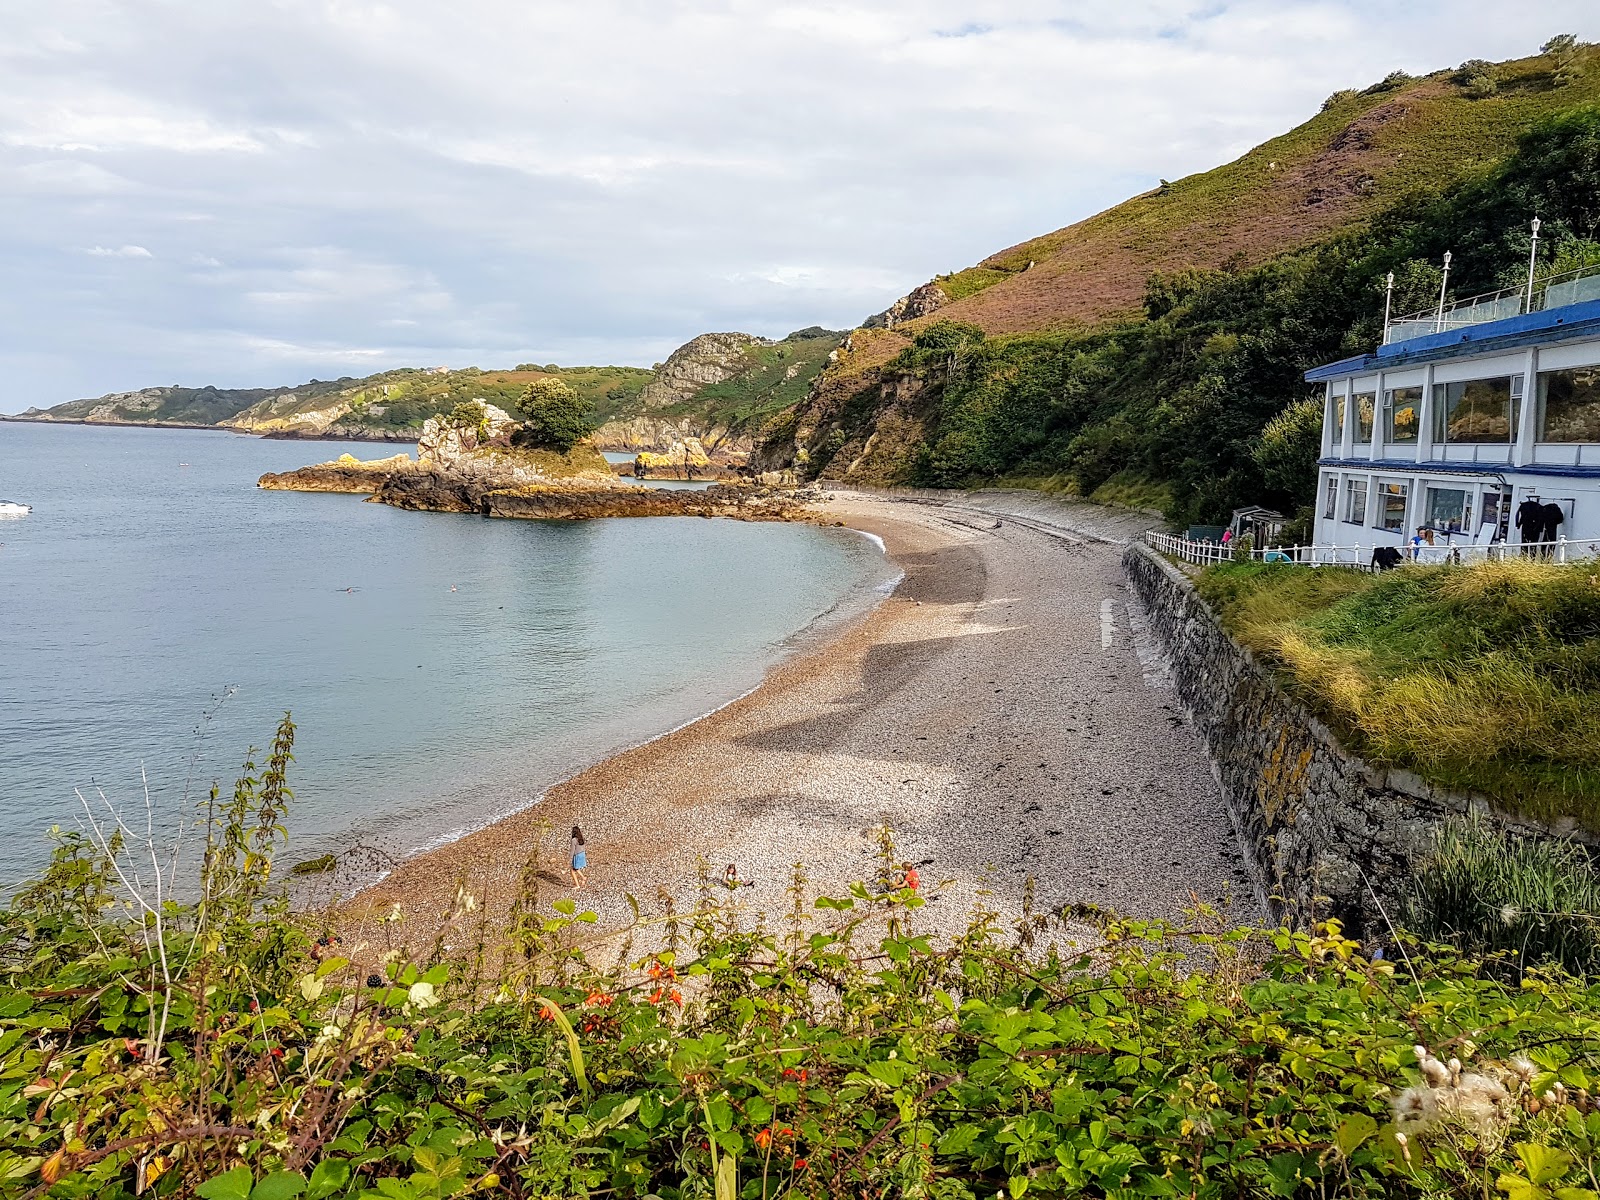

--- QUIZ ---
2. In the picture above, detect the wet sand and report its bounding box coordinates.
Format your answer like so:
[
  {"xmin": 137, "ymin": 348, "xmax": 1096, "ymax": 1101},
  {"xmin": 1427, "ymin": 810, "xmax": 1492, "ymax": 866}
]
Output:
[{"xmin": 347, "ymin": 491, "xmax": 1258, "ymax": 942}]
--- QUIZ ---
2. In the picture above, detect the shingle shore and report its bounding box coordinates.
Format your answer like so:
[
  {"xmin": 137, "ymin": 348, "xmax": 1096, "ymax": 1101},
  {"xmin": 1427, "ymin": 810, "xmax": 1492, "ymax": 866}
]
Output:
[{"xmin": 346, "ymin": 492, "xmax": 1258, "ymax": 946}]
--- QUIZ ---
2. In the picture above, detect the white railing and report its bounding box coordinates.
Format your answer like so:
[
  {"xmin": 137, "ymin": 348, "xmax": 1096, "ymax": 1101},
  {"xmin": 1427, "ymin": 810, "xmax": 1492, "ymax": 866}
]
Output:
[
  {"xmin": 1384, "ymin": 262, "xmax": 1600, "ymax": 346},
  {"xmin": 1144, "ymin": 530, "xmax": 1600, "ymax": 569}
]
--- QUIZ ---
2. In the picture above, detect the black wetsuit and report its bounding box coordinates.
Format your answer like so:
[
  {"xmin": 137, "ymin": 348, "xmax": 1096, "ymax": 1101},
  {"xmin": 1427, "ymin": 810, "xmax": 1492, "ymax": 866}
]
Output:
[
  {"xmin": 1543, "ymin": 502, "xmax": 1566, "ymax": 544},
  {"xmin": 1517, "ymin": 499, "xmax": 1546, "ymax": 545}
]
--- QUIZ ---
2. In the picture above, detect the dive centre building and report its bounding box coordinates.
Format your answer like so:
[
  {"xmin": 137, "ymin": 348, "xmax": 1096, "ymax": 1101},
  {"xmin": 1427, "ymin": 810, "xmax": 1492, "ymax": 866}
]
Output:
[{"xmin": 1308, "ymin": 265, "xmax": 1600, "ymax": 563}]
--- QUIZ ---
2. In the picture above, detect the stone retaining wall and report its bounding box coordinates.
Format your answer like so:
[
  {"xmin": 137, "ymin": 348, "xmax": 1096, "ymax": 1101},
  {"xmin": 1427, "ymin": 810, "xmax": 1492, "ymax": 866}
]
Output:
[{"xmin": 1122, "ymin": 541, "xmax": 1584, "ymax": 935}]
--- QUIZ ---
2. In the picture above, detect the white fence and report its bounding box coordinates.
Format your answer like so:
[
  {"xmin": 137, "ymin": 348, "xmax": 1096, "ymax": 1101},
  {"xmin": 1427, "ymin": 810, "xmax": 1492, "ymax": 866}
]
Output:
[{"xmin": 1144, "ymin": 530, "xmax": 1600, "ymax": 569}]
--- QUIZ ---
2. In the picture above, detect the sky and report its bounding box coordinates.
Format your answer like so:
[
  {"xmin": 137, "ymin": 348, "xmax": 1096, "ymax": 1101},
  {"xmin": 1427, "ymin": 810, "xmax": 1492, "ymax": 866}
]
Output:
[{"xmin": 1, "ymin": 1, "xmax": 1596, "ymax": 410}]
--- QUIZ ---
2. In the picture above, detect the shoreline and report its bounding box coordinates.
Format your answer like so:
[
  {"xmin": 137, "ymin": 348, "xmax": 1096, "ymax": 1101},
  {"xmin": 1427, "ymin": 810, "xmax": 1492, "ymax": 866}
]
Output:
[
  {"xmin": 337, "ymin": 496, "xmax": 940, "ymax": 929},
  {"xmin": 338, "ymin": 491, "xmax": 1255, "ymax": 943},
  {"xmin": 0, "ymin": 415, "xmax": 418, "ymax": 443}
]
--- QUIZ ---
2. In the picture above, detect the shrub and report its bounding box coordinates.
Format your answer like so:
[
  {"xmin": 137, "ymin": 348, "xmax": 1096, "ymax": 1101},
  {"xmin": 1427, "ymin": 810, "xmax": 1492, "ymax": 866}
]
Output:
[
  {"xmin": 1454, "ymin": 59, "xmax": 1498, "ymax": 98},
  {"xmin": 9, "ymin": 724, "xmax": 1600, "ymax": 1196},
  {"xmin": 516, "ymin": 377, "xmax": 594, "ymax": 451}
]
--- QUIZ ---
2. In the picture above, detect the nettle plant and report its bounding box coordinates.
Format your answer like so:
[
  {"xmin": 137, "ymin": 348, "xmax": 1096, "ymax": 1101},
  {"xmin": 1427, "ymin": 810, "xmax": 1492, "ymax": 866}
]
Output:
[{"xmin": 5, "ymin": 720, "xmax": 1600, "ymax": 1199}]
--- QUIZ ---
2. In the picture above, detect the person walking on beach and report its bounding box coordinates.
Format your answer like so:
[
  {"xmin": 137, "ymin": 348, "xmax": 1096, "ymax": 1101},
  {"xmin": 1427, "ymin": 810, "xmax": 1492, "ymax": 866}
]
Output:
[{"xmin": 569, "ymin": 825, "xmax": 588, "ymax": 889}]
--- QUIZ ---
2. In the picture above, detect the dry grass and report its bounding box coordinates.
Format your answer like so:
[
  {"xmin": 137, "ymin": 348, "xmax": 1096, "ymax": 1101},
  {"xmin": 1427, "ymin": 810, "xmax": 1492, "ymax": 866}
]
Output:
[{"xmin": 1197, "ymin": 559, "xmax": 1600, "ymax": 830}]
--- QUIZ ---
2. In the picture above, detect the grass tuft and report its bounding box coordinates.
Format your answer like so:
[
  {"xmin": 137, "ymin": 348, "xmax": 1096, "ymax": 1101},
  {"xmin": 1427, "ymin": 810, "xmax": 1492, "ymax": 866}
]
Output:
[{"xmin": 1197, "ymin": 560, "xmax": 1600, "ymax": 830}]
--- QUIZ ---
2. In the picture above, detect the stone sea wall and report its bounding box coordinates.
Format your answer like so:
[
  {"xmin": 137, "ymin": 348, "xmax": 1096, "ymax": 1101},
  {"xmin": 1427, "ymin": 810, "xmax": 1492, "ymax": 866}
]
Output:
[{"xmin": 1122, "ymin": 541, "xmax": 1589, "ymax": 936}]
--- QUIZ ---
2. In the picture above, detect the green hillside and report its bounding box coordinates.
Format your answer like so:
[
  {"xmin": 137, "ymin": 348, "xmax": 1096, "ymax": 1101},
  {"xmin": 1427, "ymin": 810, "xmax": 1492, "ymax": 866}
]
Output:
[
  {"xmin": 767, "ymin": 40, "xmax": 1600, "ymax": 524},
  {"xmin": 20, "ymin": 365, "xmax": 654, "ymax": 440}
]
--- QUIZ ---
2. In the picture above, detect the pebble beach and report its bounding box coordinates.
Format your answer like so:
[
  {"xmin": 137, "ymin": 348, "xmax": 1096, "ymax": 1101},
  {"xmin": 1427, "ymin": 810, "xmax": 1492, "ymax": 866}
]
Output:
[{"xmin": 345, "ymin": 490, "xmax": 1260, "ymax": 946}]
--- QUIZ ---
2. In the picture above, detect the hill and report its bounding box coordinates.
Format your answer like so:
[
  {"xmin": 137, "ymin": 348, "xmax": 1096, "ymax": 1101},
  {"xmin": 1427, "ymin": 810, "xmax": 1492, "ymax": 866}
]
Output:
[
  {"xmin": 14, "ymin": 328, "xmax": 840, "ymax": 459},
  {"xmin": 761, "ymin": 41, "xmax": 1600, "ymax": 522},
  {"xmin": 16, "ymin": 365, "xmax": 653, "ymax": 441},
  {"xmin": 592, "ymin": 328, "xmax": 842, "ymax": 457}
]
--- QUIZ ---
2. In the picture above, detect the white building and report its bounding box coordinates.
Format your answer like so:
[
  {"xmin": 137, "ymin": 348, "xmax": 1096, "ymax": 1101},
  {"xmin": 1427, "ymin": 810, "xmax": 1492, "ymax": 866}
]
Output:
[{"xmin": 1309, "ymin": 269, "xmax": 1600, "ymax": 561}]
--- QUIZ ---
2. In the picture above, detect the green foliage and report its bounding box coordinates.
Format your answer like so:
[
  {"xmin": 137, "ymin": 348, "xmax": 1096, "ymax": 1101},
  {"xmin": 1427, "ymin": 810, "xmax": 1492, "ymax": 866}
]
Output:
[
  {"xmin": 9, "ymin": 742, "xmax": 1600, "ymax": 1200},
  {"xmin": 516, "ymin": 378, "xmax": 594, "ymax": 452},
  {"xmin": 1408, "ymin": 818, "xmax": 1600, "ymax": 977},
  {"xmin": 8, "ymin": 733, "xmax": 1600, "ymax": 1197},
  {"xmin": 445, "ymin": 400, "xmax": 490, "ymax": 441},
  {"xmin": 1194, "ymin": 559, "xmax": 1600, "ymax": 830},
  {"xmin": 1455, "ymin": 58, "xmax": 1500, "ymax": 99},
  {"xmin": 1544, "ymin": 34, "xmax": 1584, "ymax": 73},
  {"xmin": 1253, "ymin": 397, "xmax": 1323, "ymax": 502}
]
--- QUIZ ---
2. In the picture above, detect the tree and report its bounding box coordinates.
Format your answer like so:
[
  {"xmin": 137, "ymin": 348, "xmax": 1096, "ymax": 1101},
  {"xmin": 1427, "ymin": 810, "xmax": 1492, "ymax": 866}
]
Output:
[
  {"xmin": 516, "ymin": 378, "xmax": 594, "ymax": 452},
  {"xmin": 1542, "ymin": 33, "xmax": 1580, "ymax": 70}
]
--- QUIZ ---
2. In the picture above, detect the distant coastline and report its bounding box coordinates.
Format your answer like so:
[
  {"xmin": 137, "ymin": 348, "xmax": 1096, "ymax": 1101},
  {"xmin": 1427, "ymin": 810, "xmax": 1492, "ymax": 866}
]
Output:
[{"xmin": 0, "ymin": 414, "xmax": 415, "ymax": 442}]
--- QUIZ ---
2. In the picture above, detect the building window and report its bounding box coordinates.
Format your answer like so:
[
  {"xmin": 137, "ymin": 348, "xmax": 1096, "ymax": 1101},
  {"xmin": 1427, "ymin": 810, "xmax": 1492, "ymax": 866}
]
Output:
[
  {"xmin": 1344, "ymin": 478, "xmax": 1368, "ymax": 525},
  {"xmin": 1323, "ymin": 476, "xmax": 1337, "ymax": 519},
  {"xmin": 1354, "ymin": 392, "xmax": 1375, "ymax": 443},
  {"xmin": 1425, "ymin": 486, "xmax": 1472, "ymax": 533},
  {"xmin": 1385, "ymin": 387, "xmax": 1421, "ymax": 443},
  {"xmin": 1377, "ymin": 482, "xmax": 1408, "ymax": 532},
  {"xmin": 1431, "ymin": 377, "xmax": 1514, "ymax": 443},
  {"xmin": 1334, "ymin": 393, "xmax": 1347, "ymax": 444},
  {"xmin": 1539, "ymin": 365, "xmax": 1600, "ymax": 442}
]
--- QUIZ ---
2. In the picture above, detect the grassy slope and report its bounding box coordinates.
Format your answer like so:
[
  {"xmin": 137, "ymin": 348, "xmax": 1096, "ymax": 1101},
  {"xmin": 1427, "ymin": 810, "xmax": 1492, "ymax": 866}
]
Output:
[
  {"xmin": 1195, "ymin": 559, "xmax": 1600, "ymax": 831},
  {"xmin": 670, "ymin": 335, "xmax": 838, "ymax": 428},
  {"xmin": 836, "ymin": 48, "xmax": 1600, "ymax": 379},
  {"xmin": 34, "ymin": 365, "xmax": 654, "ymax": 434}
]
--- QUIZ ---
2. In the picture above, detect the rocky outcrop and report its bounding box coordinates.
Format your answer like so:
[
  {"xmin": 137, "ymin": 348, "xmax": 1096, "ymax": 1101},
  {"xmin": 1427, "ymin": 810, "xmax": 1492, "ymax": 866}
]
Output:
[
  {"xmin": 259, "ymin": 442, "xmax": 815, "ymax": 523},
  {"xmin": 256, "ymin": 453, "xmax": 413, "ymax": 493},
  {"xmin": 417, "ymin": 402, "xmax": 518, "ymax": 464},
  {"xmin": 878, "ymin": 282, "xmax": 948, "ymax": 330},
  {"xmin": 635, "ymin": 437, "xmax": 712, "ymax": 479},
  {"xmin": 593, "ymin": 332, "xmax": 769, "ymax": 455},
  {"xmin": 1122, "ymin": 542, "xmax": 1595, "ymax": 937}
]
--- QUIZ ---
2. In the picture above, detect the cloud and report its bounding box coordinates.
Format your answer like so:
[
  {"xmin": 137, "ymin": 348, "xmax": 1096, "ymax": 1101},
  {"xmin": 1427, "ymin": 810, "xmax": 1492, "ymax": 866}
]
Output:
[
  {"xmin": 83, "ymin": 244, "xmax": 152, "ymax": 258},
  {"xmin": 0, "ymin": 0, "xmax": 1597, "ymax": 408}
]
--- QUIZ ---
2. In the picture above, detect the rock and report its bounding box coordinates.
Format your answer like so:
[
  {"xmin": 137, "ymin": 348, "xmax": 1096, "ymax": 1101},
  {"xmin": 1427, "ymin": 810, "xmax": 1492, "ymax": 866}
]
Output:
[
  {"xmin": 593, "ymin": 332, "xmax": 769, "ymax": 456},
  {"xmin": 882, "ymin": 282, "xmax": 948, "ymax": 329},
  {"xmin": 635, "ymin": 437, "xmax": 712, "ymax": 479},
  {"xmin": 257, "ymin": 452, "xmax": 414, "ymax": 493},
  {"xmin": 418, "ymin": 401, "xmax": 518, "ymax": 465}
]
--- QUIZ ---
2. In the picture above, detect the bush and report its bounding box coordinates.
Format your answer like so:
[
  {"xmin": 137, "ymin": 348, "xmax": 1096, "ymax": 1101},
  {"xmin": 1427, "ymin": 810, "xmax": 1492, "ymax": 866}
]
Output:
[
  {"xmin": 10, "ymin": 722, "xmax": 1600, "ymax": 1197},
  {"xmin": 1454, "ymin": 59, "xmax": 1498, "ymax": 98},
  {"xmin": 516, "ymin": 377, "xmax": 595, "ymax": 451}
]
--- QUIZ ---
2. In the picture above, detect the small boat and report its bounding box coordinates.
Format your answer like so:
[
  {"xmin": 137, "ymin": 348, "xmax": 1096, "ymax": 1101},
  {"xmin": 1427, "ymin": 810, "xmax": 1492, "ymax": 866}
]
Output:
[{"xmin": 0, "ymin": 500, "xmax": 31, "ymax": 516}]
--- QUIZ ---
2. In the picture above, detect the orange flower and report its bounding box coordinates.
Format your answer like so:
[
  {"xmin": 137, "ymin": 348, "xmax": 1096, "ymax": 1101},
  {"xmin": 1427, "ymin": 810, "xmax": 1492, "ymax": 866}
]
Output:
[
  {"xmin": 754, "ymin": 1129, "xmax": 772, "ymax": 1150},
  {"xmin": 648, "ymin": 987, "xmax": 663, "ymax": 1005},
  {"xmin": 647, "ymin": 963, "xmax": 663, "ymax": 979},
  {"xmin": 584, "ymin": 991, "xmax": 613, "ymax": 1008},
  {"xmin": 538, "ymin": 1003, "xmax": 557, "ymax": 1021},
  {"xmin": 670, "ymin": 989, "xmax": 683, "ymax": 1007}
]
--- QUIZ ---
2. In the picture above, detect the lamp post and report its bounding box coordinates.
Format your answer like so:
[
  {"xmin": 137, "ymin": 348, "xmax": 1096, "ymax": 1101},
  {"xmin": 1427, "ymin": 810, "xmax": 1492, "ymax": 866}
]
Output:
[
  {"xmin": 1382, "ymin": 271, "xmax": 1395, "ymax": 343},
  {"xmin": 1525, "ymin": 217, "xmax": 1542, "ymax": 313},
  {"xmin": 1435, "ymin": 251, "xmax": 1452, "ymax": 333}
]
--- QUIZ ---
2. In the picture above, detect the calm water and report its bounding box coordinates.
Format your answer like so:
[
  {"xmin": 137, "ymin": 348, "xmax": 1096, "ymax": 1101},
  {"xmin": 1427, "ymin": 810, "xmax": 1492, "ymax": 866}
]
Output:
[{"xmin": 0, "ymin": 423, "xmax": 896, "ymax": 887}]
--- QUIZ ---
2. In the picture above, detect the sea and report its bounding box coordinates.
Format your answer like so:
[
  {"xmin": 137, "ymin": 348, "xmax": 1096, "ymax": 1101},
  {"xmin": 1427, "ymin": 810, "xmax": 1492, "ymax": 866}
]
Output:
[{"xmin": 0, "ymin": 423, "xmax": 898, "ymax": 889}]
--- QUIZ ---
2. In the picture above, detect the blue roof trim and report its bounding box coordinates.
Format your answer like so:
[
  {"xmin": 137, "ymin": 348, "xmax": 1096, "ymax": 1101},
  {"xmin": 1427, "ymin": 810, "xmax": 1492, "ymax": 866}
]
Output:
[
  {"xmin": 1318, "ymin": 456, "xmax": 1600, "ymax": 480},
  {"xmin": 1305, "ymin": 297, "xmax": 1600, "ymax": 384}
]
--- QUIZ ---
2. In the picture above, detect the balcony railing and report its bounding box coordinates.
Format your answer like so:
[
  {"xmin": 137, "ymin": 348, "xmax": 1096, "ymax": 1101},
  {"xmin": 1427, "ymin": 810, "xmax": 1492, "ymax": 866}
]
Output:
[{"xmin": 1383, "ymin": 262, "xmax": 1600, "ymax": 346}]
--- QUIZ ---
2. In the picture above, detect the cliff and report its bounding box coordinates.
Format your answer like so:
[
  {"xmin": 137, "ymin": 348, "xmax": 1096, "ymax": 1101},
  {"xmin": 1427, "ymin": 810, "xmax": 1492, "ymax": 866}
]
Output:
[{"xmin": 592, "ymin": 328, "xmax": 842, "ymax": 460}]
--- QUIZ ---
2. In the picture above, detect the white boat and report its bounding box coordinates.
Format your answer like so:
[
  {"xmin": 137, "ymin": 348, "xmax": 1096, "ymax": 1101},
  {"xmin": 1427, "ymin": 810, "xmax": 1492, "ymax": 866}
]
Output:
[{"xmin": 0, "ymin": 500, "xmax": 31, "ymax": 516}]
